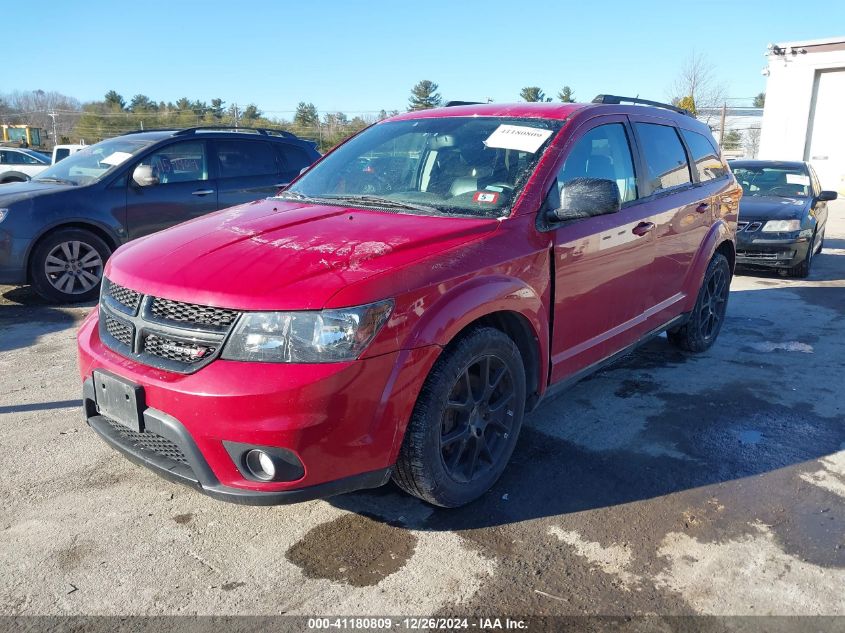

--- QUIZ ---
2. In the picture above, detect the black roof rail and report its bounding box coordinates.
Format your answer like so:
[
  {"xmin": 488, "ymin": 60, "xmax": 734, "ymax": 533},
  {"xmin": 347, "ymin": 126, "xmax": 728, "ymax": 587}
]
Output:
[
  {"xmin": 444, "ymin": 101, "xmax": 484, "ymax": 107},
  {"xmin": 591, "ymin": 94, "xmax": 693, "ymax": 117},
  {"xmin": 172, "ymin": 126, "xmax": 299, "ymax": 138},
  {"xmin": 121, "ymin": 128, "xmax": 181, "ymax": 135}
]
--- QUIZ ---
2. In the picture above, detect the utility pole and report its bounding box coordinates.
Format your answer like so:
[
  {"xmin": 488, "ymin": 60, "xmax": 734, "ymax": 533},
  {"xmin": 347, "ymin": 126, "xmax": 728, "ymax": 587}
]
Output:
[
  {"xmin": 48, "ymin": 110, "xmax": 58, "ymax": 147},
  {"xmin": 718, "ymin": 102, "xmax": 727, "ymax": 148},
  {"xmin": 232, "ymin": 103, "xmax": 240, "ymax": 128}
]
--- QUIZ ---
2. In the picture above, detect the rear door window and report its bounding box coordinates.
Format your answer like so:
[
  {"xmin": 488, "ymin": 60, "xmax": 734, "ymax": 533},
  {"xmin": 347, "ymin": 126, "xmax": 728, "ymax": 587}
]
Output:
[
  {"xmin": 634, "ymin": 123, "xmax": 692, "ymax": 193},
  {"xmin": 680, "ymin": 129, "xmax": 726, "ymax": 182},
  {"xmin": 217, "ymin": 140, "xmax": 278, "ymax": 178}
]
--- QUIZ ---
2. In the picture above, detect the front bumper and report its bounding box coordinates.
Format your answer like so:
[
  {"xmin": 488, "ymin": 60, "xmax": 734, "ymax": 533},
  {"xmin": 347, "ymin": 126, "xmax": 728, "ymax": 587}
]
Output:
[
  {"xmin": 78, "ymin": 309, "xmax": 440, "ymax": 504},
  {"xmin": 735, "ymin": 232, "xmax": 810, "ymax": 269},
  {"xmin": 0, "ymin": 232, "xmax": 30, "ymax": 284}
]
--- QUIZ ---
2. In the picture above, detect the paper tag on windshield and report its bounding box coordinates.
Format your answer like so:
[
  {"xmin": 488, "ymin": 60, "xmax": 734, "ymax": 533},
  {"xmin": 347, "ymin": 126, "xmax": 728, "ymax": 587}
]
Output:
[
  {"xmin": 484, "ymin": 125, "xmax": 553, "ymax": 153},
  {"xmin": 100, "ymin": 151, "xmax": 133, "ymax": 166},
  {"xmin": 786, "ymin": 174, "xmax": 809, "ymax": 186}
]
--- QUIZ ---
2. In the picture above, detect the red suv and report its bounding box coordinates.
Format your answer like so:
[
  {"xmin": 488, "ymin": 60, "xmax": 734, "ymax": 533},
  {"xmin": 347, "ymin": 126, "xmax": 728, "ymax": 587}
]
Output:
[{"xmin": 77, "ymin": 96, "xmax": 740, "ymax": 507}]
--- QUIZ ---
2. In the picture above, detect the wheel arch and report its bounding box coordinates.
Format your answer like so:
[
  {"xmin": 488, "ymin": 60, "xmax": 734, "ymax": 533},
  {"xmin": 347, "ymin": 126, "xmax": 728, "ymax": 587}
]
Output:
[
  {"xmin": 400, "ymin": 275, "xmax": 550, "ymax": 409},
  {"xmin": 682, "ymin": 220, "xmax": 735, "ymax": 312},
  {"xmin": 25, "ymin": 221, "xmax": 120, "ymax": 283},
  {"xmin": 0, "ymin": 171, "xmax": 30, "ymax": 183}
]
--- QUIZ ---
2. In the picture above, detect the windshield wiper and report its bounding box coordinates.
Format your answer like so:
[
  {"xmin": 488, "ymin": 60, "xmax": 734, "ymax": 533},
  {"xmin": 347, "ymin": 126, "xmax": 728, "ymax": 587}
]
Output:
[
  {"xmin": 34, "ymin": 177, "xmax": 76, "ymax": 185},
  {"xmin": 322, "ymin": 194, "xmax": 443, "ymax": 215}
]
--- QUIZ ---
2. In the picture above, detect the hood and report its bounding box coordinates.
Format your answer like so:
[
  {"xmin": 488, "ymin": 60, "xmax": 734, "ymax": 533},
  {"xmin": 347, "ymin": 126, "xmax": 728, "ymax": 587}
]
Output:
[
  {"xmin": 738, "ymin": 196, "xmax": 810, "ymax": 221},
  {"xmin": 0, "ymin": 180, "xmax": 74, "ymax": 206},
  {"xmin": 107, "ymin": 198, "xmax": 499, "ymax": 310}
]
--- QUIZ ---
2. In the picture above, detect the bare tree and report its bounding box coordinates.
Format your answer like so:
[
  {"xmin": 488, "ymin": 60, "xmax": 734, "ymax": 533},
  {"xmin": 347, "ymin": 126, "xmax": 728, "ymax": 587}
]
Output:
[
  {"xmin": 668, "ymin": 52, "xmax": 727, "ymax": 124},
  {"xmin": 745, "ymin": 128, "xmax": 761, "ymax": 158},
  {"xmin": 2, "ymin": 89, "xmax": 81, "ymax": 143}
]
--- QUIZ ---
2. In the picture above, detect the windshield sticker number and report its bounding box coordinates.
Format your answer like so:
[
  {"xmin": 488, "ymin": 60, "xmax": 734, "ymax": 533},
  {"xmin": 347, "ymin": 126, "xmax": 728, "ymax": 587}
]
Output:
[
  {"xmin": 473, "ymin": 191, "xmax": 500, "ymax": 204},
  {"xmin": 785, "ymin": 174, "xmax": 810, "ymax": 186},
  {"xmin": 484, "ymin": 125, "xmax": 553, "ymax": 153}
]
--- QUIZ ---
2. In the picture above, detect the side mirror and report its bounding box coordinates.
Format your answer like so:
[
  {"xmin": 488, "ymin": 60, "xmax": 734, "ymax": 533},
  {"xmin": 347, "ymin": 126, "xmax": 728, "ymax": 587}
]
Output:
[
  {"xmin": 818, "ymin": 190, "xmax": 838, "ymax": 202},
  {"xmin": 132, "ymin": 164, "xmax": 159, "ymax": 187},
  {"xmin": 550, "ymin": 177, "xmax": 620, "ymax": 222}
]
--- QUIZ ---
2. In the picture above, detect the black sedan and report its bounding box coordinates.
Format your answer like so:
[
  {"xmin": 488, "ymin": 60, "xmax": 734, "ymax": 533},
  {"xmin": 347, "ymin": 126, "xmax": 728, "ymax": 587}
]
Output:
[{"xmin": 731, "ymin": 160, "xmax": 837, "ymax": 277}]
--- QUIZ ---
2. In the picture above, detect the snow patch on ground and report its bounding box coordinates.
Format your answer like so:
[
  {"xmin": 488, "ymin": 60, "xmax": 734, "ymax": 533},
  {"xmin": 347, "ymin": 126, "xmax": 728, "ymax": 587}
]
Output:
[
  {"xmin": 655, "ymin": 522, "xmax": 845, "ymax": 615},
  {"xmin": 800, "ymin": 451, "xmax": 845, "ymax": 499}
]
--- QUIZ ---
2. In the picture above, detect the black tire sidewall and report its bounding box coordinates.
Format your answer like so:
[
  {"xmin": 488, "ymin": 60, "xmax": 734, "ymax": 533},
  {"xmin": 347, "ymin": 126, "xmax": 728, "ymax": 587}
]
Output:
[
  {"xmin": 402, "ymin": 328, "xmax": 526, "ymax": 507},
  {"xmin": 29, "ymin": 229, "xmax": 111, "ymax": 303}
]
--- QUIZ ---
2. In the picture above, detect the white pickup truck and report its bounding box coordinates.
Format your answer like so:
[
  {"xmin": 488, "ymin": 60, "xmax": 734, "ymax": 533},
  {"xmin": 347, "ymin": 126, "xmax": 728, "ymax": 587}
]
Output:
[
  {"xmin": 0, "ymin": 147, "xmax": 50, "ymax": 183},
  {"xmin": 52, "ymin": 144, "xmax": 86, "ymax": 163}
]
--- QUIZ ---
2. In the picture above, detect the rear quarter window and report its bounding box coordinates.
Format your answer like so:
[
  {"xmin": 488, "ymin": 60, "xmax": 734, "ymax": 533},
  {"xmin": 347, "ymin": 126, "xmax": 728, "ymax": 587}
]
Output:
[{"xmin": 681, "ymin": 129, "xmax": 727, "ymax": 182}]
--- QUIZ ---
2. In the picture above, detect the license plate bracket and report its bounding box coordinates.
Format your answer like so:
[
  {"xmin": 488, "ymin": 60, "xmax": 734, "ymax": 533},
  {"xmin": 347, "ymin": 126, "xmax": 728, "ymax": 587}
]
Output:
[{"xmin": 93, "ymin": 370, "xmax": 145, "ymax": 433}]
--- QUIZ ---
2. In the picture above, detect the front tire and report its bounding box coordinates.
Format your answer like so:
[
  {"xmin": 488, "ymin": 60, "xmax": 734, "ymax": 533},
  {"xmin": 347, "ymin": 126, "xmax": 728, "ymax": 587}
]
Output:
[
  {"xmin": 788, "ymin": 232, "xmax": 815, "ymax": 278},
  {"xmin": 393, "ymin": 327, "xmax": 526, "ymax": 507},
  {"xmin": 668, "ymin": 252, "xmax": 731, "ymax": 353},
  {"xmin": 29, "ymin": 228, "xmax": 111, "ymax": 303}
]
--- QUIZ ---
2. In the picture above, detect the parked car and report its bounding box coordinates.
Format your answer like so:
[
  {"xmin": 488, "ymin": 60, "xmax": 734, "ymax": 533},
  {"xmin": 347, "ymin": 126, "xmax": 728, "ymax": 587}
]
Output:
[
  {"xmin": 78, "ymin": 96, "xmax": 740, "ymax": 507},
  {"xmin": 0, "ymin": 147, "xmax": 51, "ymax": 183},
  {"xmin": 730, "ymin": 160, "xmax": 837, "ymax": 277},
  {"xmin": 0, "ymin": 127, "xmax": 320, "ymax": 302},
  {"xmin": 52, "ymin": 144, "xmax": 87, "ymax": 164}
]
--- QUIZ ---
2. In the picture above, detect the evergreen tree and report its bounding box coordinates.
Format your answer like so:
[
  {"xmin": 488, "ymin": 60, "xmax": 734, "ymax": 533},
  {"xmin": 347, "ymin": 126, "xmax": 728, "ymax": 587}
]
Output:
[
  {"xmin": 104, "ymin": 90, "xmax": 125, "ymax": 110},
  {"xmin": 753, "ymin": 92, "xmax": 765, "ymax": 108},
  {"xmin": 408, "ymin": 80, "xmax": 442, "ymax": 111},
  {"xmin": 557, "ymin": 86, "xmax": 575, "ymax": 103},
  {"xmin": 520, "ymin": 87, "xmax": 550, "ymax": 102}
]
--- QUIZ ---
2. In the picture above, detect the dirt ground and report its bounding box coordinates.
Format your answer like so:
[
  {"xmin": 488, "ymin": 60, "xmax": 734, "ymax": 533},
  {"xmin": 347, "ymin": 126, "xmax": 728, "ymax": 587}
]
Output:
[{"xmin": 1, "ymin": 203, "xmax": 843, "ymax": 621}]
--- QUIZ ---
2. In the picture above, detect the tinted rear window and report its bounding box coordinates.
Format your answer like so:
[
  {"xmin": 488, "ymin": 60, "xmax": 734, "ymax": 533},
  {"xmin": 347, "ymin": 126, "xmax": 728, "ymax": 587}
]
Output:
[
  {"xmin": 217, "ymin": 140, "xmax": 278, "ymax": 178},
  {"xmin": 681, "ymin": 129, "xmax": 726, "ymax": 182},
  {"xmin": 634, "ymin": 123, "xmax": 692, "ymax": 192}
]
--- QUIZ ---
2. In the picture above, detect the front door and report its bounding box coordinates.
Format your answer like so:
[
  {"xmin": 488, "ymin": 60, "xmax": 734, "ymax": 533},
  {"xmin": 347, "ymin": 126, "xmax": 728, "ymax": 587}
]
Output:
[
  {"xmin": 549, "ymin": 118, "xmax": 656, "ymax": 382},
  {"xmin": 126, "ymin": 140, "xmax": 217, "ymax": 239}
]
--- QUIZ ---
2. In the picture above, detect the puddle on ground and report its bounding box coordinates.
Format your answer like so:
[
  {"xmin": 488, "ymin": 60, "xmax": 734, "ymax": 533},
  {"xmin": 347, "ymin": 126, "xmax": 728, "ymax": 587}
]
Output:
[
  {"xmin": 737, "ymin": 430, "xmax": 763, "ymax": 446},
  {"xmin": 286, "ymin": 513, "xmax": 417, "ymax": 587}
]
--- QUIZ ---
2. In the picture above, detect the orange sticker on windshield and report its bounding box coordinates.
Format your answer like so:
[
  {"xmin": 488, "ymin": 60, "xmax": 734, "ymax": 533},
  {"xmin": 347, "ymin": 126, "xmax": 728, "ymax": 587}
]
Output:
[{"xmin": 473, "ymin": 191, "xmax": 499, "ymax": 204}]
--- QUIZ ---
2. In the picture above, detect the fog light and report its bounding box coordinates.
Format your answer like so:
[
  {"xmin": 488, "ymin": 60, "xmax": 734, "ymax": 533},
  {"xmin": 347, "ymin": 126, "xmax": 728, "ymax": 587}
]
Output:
[{"xmin": 245, "ymin": 449, "xmax": 276, "ymax": 481}]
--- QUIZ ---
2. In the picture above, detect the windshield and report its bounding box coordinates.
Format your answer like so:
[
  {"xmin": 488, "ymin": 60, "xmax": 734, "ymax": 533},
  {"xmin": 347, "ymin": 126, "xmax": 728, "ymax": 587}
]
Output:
[
  {"xmin": 731, "ymin": 163, "xmax": 811, "ymax": 198},
  {"xmin": 34, "ymin": 137, "xmax": 154, "ymax": 186},
  {"xmin": 286, "ymin": 117, "xmax": 562, "ymax": 218}
]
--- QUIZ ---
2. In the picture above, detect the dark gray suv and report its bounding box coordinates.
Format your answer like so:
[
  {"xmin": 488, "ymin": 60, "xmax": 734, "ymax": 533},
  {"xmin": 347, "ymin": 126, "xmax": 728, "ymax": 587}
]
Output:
[{"xmin": 0, "ymin": 127, "xmax": 320, "ymax": 302}]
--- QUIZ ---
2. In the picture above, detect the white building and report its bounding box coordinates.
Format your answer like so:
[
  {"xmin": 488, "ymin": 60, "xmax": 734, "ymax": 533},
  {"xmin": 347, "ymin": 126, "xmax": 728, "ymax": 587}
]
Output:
[{"xmin": 759, "ymin": 36, "xmax": 845, "ymax": 193}]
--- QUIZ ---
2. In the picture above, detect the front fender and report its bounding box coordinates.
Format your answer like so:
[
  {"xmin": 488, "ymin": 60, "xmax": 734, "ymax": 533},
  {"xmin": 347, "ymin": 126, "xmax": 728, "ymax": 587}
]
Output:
[
  {"xmin": 682, "ymin": 219, "xmax": 734, "ymax": 312},
  {"xmin": 402, "ymin": 273, "xmax": 549, "ymax": 388}
]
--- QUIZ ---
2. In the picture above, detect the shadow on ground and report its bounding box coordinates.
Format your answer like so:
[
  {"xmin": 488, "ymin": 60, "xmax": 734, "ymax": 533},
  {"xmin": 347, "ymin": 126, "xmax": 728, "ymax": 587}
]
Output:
[{"xmin": 0, "ymin": 285, "xmax": 94, "ymax": 353}]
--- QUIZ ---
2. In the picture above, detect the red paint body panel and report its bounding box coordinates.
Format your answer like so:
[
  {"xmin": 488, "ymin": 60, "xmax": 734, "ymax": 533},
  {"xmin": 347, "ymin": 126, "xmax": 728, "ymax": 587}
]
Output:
[{"xmin": 77, "ymin": 101, "xmax": 740, "ymax": 503}]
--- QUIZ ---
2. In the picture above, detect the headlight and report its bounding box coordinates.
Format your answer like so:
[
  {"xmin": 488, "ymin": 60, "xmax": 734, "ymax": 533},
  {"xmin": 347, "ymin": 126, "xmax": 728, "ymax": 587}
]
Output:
[
  {"xmin": 0, "ymin": 209, "xmax": 8, "ymax": 224},
  {"xmin": 221, "ymin": 300, "xmax": 393, "ymax": 363},
  {"xmin": 761, "ymin": 219, "xmax": 801, "ymax": 232}
]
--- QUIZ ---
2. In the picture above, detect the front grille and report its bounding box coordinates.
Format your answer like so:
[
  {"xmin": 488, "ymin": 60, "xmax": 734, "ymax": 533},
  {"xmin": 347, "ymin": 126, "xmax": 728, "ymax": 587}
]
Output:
[
  {"xmin": 150, "ymin": 297, "xmax": 240, "ymax": 329},
  {"xmin": 736, "ymin": 250, "xmax": 780, "ymax": 260},
  {"xmin": 102, "ymin": 417, "xmax": 190, "ymax": 465},
  {"xmin": 143, "ymin": 333, "xmax": 216, "ymax": 364},
  {"xmin": 104, "ymin": 314, "xmax": 134, "ymax": 347},
  {"xmin": 99, "ymin": 277, "xmax": 237, "ymax": 373},
  {"xmin": 107, "ymin": 280, "xmax": 142, "ymax": 313}
]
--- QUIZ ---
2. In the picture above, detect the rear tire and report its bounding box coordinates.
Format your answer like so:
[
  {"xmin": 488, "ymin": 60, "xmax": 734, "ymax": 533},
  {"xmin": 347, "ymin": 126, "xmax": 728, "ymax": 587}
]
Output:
[
  {"xmin": 29, "ymin": 228, "xmax": 111, "ymax": 303},
  {"xmin": 393, "ymin": 327, "xmax": 526, "ymax": 507},
  {"xmin": 668, "ymin": 253, "xmax": 731, "ymax": 353}
]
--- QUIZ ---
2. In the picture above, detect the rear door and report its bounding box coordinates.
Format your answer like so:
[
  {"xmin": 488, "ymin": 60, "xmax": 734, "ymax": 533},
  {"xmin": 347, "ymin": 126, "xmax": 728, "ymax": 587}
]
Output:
[
  {"xmin": 214, "ymin": 139, "xmax": 286, "ymax": 208},
  {"xmin": 125, "ymin": 140, "xmax": 217, "ymax": 239},
  {"xmin": 548, "ymin": 117, "xmax": 656, "ymax": 382},
  {"xmin": 628, "ymin": 118, "xmax": 706, "ymax": 328}
]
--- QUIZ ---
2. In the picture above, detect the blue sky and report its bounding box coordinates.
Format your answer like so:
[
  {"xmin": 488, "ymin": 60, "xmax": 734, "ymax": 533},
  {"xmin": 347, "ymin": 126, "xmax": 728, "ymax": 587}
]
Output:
[{"xmin": 7, "ymin": 0, "xmax": 844, "ymax": 116}]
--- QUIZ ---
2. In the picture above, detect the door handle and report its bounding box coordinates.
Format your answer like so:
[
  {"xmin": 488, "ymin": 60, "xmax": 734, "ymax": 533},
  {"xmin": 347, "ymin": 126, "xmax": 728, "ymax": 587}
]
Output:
[
  {"xmin": 191, "ymin": 189, "xmax": 215, "ymax": 196},
  {"xmin": 632, "ymin": 222, "xmax": 655, "ymax": 236},
  {"xmin": 695, "ymin": 202, "xmax": 710, "ymax": 213}
]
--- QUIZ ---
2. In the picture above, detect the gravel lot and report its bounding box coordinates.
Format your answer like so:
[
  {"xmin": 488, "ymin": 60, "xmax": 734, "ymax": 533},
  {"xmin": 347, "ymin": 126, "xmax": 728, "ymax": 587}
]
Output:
[{"xmin": 1, "ymin": 203, "xmax": 843, "ymax": 619}]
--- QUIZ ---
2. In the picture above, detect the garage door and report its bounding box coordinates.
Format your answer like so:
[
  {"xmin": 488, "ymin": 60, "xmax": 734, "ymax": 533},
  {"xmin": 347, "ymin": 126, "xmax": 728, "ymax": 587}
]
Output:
[{"xmin": 806, "ymin": 69, "xmax": 845, "ymax": 193}]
